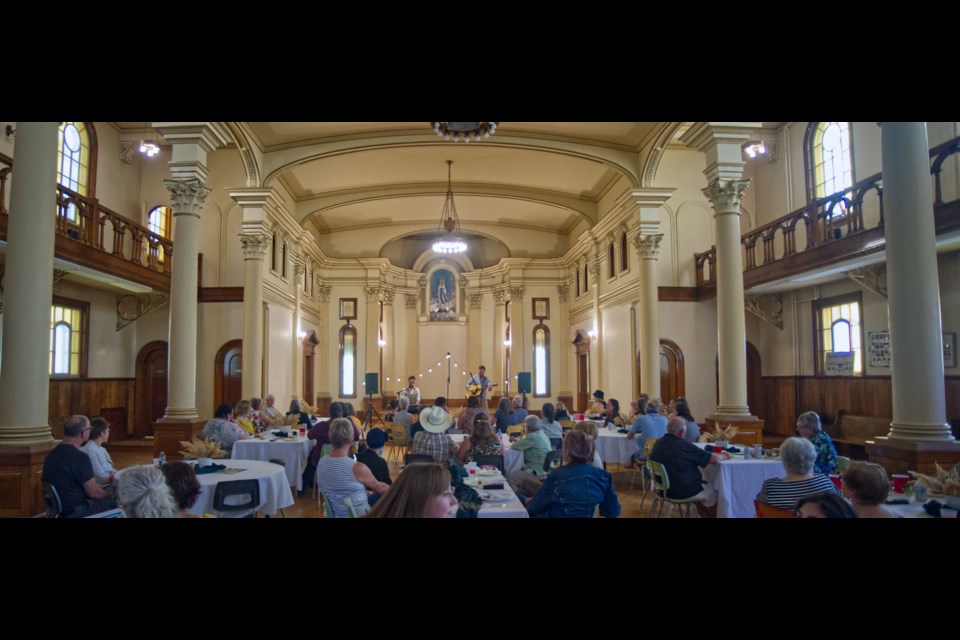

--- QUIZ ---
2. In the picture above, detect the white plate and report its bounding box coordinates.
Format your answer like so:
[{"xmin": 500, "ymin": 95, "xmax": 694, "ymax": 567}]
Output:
[
  {"xmin": 477, "ymin": 469, "xmax": 499, "ymax": 476},
  {"xmin": 479, "ymin": 491, "xmax": 513, "ymax": 502}
]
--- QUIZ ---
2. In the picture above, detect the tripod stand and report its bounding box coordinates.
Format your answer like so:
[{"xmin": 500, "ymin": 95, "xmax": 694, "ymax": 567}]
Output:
[{"xmin": 360, "ymin": 392, "xmax": 383, "ymax": 433}]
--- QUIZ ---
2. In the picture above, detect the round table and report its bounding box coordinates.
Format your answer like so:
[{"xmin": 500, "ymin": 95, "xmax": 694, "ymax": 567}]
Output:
[
  {"xmin": 189, "ymin": 459, "xmax": 294, "ymax": 517},
  {"xmin": 232, "ymin": 434, "xmax": 315, "ymax": 490}
]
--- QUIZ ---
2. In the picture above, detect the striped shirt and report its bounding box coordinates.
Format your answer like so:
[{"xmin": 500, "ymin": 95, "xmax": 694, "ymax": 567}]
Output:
[
  {"xmin": 315, "ymin": 455, "xmax": 370, "ymax": 518},
  {"xmin": 757, "ymin": 474, "xmax": 839, "ymax": 510}
]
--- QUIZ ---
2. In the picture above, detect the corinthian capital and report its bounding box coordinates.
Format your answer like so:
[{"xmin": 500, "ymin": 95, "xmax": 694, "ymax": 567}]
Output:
[
  {"xmin": 318, "ymin": 285, "xmax": 332, "ymax": 303},
  {"xmin": 382, "ymin": 289, "xmax": 395, "ymax": 305},
  {"xmin": 493, "ymin": 289, "xmax": 507, "ymax": 306},
  {"xmin": 702, "ymin": 179, "xmax": 751, "ymax": 215},
  {"xmin": 163, "ymin": 178, "xmax": 211, "ymax": 216},
  {"xmin": 508, "ymin": 286, "xmax": 525, "ymax": 302},
  {"xmin": 239, "ymin": 233, "xmax": 271, "ymax": 260},
  {"xmin": 405, "ymin": 294, "xmax": 418, "ymax": 309},
  {"xmin": 588, "ymin": 261, "xmax": 601, "ymax": 285},
  {"xmin": 557, "ymin": 284, "xmax": 569, "ymax": 302},
  {"xmin": 633, "ymin": 234, "xmax": 664, "ymax": 259}
]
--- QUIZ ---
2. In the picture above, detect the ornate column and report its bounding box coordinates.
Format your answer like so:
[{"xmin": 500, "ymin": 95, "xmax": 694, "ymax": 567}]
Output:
[
  {"xmin": 634, "ymin": 233, "xmax": 664, "ymax": 400},
  {"xmin": 363, "ymin": 286, "xmax": 381, "ymax": 397},
  {"xmin": 589, "ymin": 257, "xmax": 603, "ymax": 390},
  {"xmin": 467, "ymin": 289, "xmax": 483, "ymax": 379},
  {"xmin": 381, "ymin": 289, "xmax": 395, "ymax": 393},
  {"xmin": 556, "ymin": 284, "xmax": 573, "ymax": 410},
  {"xmin": 316, "ymin": 284, "xmax": 333, "ymax": 414},
  {"xmin": 509, "ymin": 285, "xmax": 526, "ymax": 382},
  {"xmin": 493, "ymin": 288, "xmax": 507, "ymax": 398},
  {"xmin": 0, "ymin": 122, "xmax": 58, "ymax": 516},
  {"xmin": 866, "ymin": 122, "xmax": 960, "ymax": 473},
  {"xmin": 404, "ymin": 293, "xmax": 419, "ymax": 389},
  {"xmin": 290, "ymin": 253, "xmax": 304, "ymax": 401},
  {"xmin": 230, "ymin": 189, "xmax": 276, "ymax": 402}
]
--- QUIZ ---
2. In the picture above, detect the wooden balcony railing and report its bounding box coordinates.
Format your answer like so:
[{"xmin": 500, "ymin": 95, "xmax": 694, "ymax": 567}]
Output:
[
  {"xmin": 695, "ymin": 135, "xmax": 960, "ymax": 288},
  {"xmin": 0, "ymin": 153, "xmax": 172, "ymax": 292}
]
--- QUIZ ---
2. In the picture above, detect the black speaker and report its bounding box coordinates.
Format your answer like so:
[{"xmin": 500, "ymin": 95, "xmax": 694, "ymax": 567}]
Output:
[
  {"xmin": 364, "ymin": 372, "xmax": 379, "ymax": 395},
  {"xmin": 517, "ymin": 372, "xmax": 532, "ymax": 394}
]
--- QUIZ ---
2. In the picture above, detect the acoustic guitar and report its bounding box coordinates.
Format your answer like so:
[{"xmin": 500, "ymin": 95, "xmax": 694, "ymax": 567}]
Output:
[{"xmin": 465, "ymin": 373, "xmax": 497, "ymax": 399}]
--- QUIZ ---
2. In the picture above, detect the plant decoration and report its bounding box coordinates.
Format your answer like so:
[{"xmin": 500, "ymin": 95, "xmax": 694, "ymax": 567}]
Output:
[
  {"xmin": 703, "ymin": 423, "xmax": 739, "ymax": 443},
  {"xmin": 179, "ymin": 437, "xmax": 226, "ymax": 460},
  {"xmin": 908, "ymin": 463, "xmax": 960, "ymax": 496}
]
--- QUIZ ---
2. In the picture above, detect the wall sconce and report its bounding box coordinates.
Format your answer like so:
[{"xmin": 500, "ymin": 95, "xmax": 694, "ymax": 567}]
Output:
[
  {"xmin": 742, "ymin": 140, "xmax": 777, "ymax": 163},
  {"xmin": 503, "ymin": 339, "xmax": 512, "ymax": 347},
  {"xmin": 4, "ymin": 125, "xmax": 14, "ymax": 138},
  {"xmin": 378, "ymin": 338, "xmax": 387, "ymax": 347},
  {"xmin": 139, "ymin": 140, "xmax": 160, "ymax": 157},
  {"xmin": 587, "ymin": 329, "xmax": 598, "ymax": 341}
]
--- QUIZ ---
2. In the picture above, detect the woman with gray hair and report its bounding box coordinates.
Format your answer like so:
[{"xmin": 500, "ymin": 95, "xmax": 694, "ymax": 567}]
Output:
[
  {"xmin": 756, "ymin": 436, "xmax": 839, "ymax": 511},
  {"xmin": 315, "ymin": 418, "xmax": 390, "ymax": 517},
  {"xmin": 115, "ymin": 465, "xmax": 179, "ymax": 518},
  {"xmin": 795, "ymin": 411, "xmax": 840, "ymax": 476},
  {"xmin": 505, "ymin": 414, "xmax": 552, "ymax": 491}
]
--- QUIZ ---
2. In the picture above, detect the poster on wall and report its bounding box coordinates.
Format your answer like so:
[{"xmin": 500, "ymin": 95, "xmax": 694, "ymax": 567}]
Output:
[
  {"xmin": 825, "ymin": 352, "xmax": 855, "ymax": 376},
  {"xmin": 868, "ymin": 331, "xmax": 891, "ymax": 367},
  {"xmin": 429, "ymin": 269, "xmax": 456, "ymax": 321}
]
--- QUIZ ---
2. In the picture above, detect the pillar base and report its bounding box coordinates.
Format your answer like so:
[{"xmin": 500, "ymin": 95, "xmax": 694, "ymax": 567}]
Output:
[
  {"xmin": 866, "ymin": 437, "xmax": 960, "ymax": 475},
  {"xmin": 153, "ymin": 418, "xmax": 206, "ymax": 460},
  {"xmin": 704, "ymin": 415, "xmax": 765, "ymax": 446},
  {"xmin": 0, "ymin": 441, "xmax": 55, "ymax": 517}
]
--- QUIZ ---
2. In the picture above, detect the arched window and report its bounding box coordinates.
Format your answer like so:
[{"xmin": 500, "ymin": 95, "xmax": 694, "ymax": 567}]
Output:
[
  {"xmin": 808, "ymin": 122, "xmax": 854, "ymax": 200},
  {"xmin": 620, "ymin": 232, "xmax": 628, "ymax": 273},
  {"xmin": 270, "ymin": 232, "xmax": 278, "ymax": 272},
  {"xmin": 608, "ymin": 242, "xmax": 616, "ymax": 279},
  {"xmin": 533, "ymin": 323, "xmax": 550, "ymax": 397},
  {"xmin": 282, "ymin": 241, "xmax": 288, "ymax": 279},
  {"xmin": 339, "ymin": 323, "xmax": 357, "ymax": 397},
  {"xmin": 583, "ymin": 263, "xmax": 589, "ymax": 293},
  {"xmin": 575, "ymin": 266, "xmax": 581, "ymax": 297},
  {"xmin": 814, "ymin": 293, "xmax": 862, "ymax": 375},
  {"xmin": 147, "ymin": 205, "xmax": 172, "ymax": 239},
  {"xmin": 50, "ymin": 298, "xmax": 87, "ymax": 377},
  {"xmin": 57, "ymin": 122, "xmax": 96, "ymax": 222},
  {"xmin": 303, "ymin": 261, "xmax": 309, "ymax": 293}
]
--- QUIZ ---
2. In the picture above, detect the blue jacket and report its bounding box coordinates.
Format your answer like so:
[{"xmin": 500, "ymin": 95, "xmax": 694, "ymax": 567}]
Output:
[{"xmin": 525, "ymin": 462, "xmax": 621, "ymax": 518}]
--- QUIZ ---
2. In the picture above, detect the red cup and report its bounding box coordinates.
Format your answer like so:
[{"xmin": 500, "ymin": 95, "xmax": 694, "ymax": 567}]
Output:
[
  {"xmin": 829, "ymin": 474, "xmax": 842, "ymax": 490},
  {"xmin": 891, "ymin": 474, "xmax": 909, "ymax": 494}
]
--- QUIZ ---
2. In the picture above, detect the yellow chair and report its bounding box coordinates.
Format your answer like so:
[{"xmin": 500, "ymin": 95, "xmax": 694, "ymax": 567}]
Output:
[
  {"xmin": 631, "ymin": 439, "xmax": 657, "ymax": 508},
  {"xmin": 647, "ymin": 459, "xmax": 700, "ymax": 518},
  {"xmin": 505, "ymin": 424, "xmax": 524, "ymax": 439},
  {"xmin": 383, "ymin": 422, "xmax": 411, "ymax": 462}
]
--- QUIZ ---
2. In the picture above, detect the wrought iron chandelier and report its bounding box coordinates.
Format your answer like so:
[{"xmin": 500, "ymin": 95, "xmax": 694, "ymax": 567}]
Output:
[
  {"xmin": 433, "ymin": 160, "xmax": 467, "ymax": 254},
  {"xmin": 431, "ymin": 122, "xmax": 498, "ymax": 143}
]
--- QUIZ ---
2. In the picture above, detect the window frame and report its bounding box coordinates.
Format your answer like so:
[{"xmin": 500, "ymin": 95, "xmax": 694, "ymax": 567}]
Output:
[
  {"xmin": 812, "ymin": 291, "xmax": 864, "ymax": 377},
  {"xmin": 608, "ymin": 242, "xmax": 616, "ymax": 280},
  {"xmin": 50, "ymin": 295, "xmax": 89, "ymax": 378},
  {"xmin": 532, "ymin": 322, "xmax": 551, "ymax": 398},
  {"xmin": 804, "ymin": 121, "xmax": 856, "ymax": 204},
  {"xmin": 339, "ymin": 322, "xmax": 357, "ymax": 398},
  {"xmin": 620, "ymin": 232, "xmax": 629, "ymax": 273}
]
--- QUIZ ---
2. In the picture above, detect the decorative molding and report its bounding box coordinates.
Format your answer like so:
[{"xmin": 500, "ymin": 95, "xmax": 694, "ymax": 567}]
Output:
[
  {"xmin": 381, "ymin": 289, "xmax": 395, "ymax": 306},
  {"xmin": 404, "ymin": 294, "xmax": 418, "ymax": 309},
  {"xmin": 116, "ymin": 293, "xmax": 169, "ymax": 331},
  {"xmin": 493, "ymin": 289, "xmax": 507, "ymax": 306},
  {"xmin": 238, "ymin": 233, "xmax": 270, "ymax": 260},
  {"xmin": 418, "ymin": 276, "xmax": 427, "ymax": 289},
  {"xmin": 588, "ymin": 261, "xmax": 601, "ymax": 285},
  {"xmin": 120, "ymin": 141, "xmax": 136, "ymax": 165},
  {"xmin": 557, "ymin": 284, "xmax": 569, "ymax": 302},
  {"xmin": 745, "ymin": 293, "xmax": 784, "ymax": 330},
  {"xmin": 318, "ymin": 285, "xmax": 332, "ymax": 303},
  {"xmin": 508, "ymin": 286, "xmax": 526, "ymax": 302},
  {"xmin": 702, "ymin": 179, "xmax": 751, "ymax": 215},
  {"xmin": 845, "ymin": 263, "xmax": 887, "ymax": 298},
  {"xmin": 163, "ymin": 178, "xmax": 211, "ymax": 216},
  {"xmin": 658, "ymin": 286, "xmax": 697, "ymax": 302},
  {"xmin": 363, "ymin": 286, "xmax": 380, "ymax": 303},
  {"xmin": 633, "ymin": 233, "xmax": 664, "ymax": 259},
  {"xmin": 468, "ymin": 293, "xmax": 482, "ymax": 308},
  {"xmin": 459, "ymin": 275, "xmax": 468, "ymax": 290},
  {"xmin": 53, "ymin": 268, "xmax": 69, "ymax": 292}
]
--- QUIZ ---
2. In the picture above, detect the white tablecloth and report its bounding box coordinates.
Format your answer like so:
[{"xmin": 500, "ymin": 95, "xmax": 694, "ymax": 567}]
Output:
[
  {"xmin": 190, "ymin": 460, "xmax": 294, "ymax": 517},
  {"xmin": 884, "ymin": 497, "xmax": 957, "ymax": 518},
  {"xmin": 695, "ymin": 443, "xmax": 784, "ymax": 518},
  {"xmin": 231, "ymin": 435, "xmax": 315, "ymax": 490},
  {"xmin": 594, "ymin": 428, "xmax": 639, "ymax": 465},
  {"xmin": 450, "ymin": 434, "xmax": 524, "ymax": 474}
]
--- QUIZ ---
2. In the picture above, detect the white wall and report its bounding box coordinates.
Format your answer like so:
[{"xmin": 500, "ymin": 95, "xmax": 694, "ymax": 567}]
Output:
[
  {"xmin": 265, "ymin": 302, "xmax": 293, "ymax": 407},
  {"xmin": 197, "ymin": 302, "xmax": 242, "ymax": 419}
]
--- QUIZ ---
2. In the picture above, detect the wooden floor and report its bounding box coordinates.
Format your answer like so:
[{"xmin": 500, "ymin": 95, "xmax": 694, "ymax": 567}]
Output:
[{"xmin": 106, "ymin": 438, "xmax": 672, "ymax": 518}]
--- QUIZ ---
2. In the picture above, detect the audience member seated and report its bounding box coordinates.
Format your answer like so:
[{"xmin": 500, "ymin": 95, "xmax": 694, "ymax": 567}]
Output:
[
  {"xmin": 539, "ymin": 402, "xmax": 563, "ymax": 440},
  {"xmin": 235, "ymin": 399, "xmax": 256, "ymax": 435},
  {"xmin": 364, "ymin": 462, "xmax": 458, "ymax": 518},
  {"xmin": 794, "ymin": 491, "xmax": 858, "ymax": 518},
  {"xmin": 342, "ymin": 402, "xmax": 364, "ymax": 433},
  {"xmin": 455, "ymin": 416, "xmax": 503, "ymax": 464},
  {"xmin": 513, "ymin": 395, "xmax": 529, "ymax": 424},
  {"xmin": 392, "ymin": 396, "xmax": 415, "ymax": 437},
  {"xmin": 493, "ymin": 396, "xmax": 519, "ymax": 430},
  {"xmin": 286, "ymin": 399, "xmax": 311, "ymax": 429},
  {"xmin": 411, "ymin": 406, "xmax": 458, "ymax": 465},
  {"xmin": 249, "ymin": 397, "xmax": 268, "ymax": 433},
  {"xmin": 302, "ymin": 402, "xmax": 360, "ymax": 493},
  {"xmin": 842, "ymin": 460, "xmax": 898, "ymax": 518},
  {"xmin": 604, "ymin": 398, "xmax": 627, "ymax": 427},
  {"xmin": 161, "ymin": 461, "xmax": 204, "ymax": 518},
  {"xmin": 574, "ymin": 420, "xmax": 604, "ymax": 469},
  {"xmin": 200, "ymin": 403, "xmax": 249, "ymax": 455},
  {"xmin": 669, "ymin": 397, "xmax": 701, "ymax": 442},
  {"xmin": 410, "ymin": 396, "xmax": 449, "ymax": 440},
  {"xmin": 757, "ymin": 436, "xmax": 839, "ymax": 510},
  {"xmin": 115, "ymin": 464, "xmax": 179, "ymax": 518},
  {"xmin": 523, "ymin": 430, "xmax": 621, "ymax": 518},
  {"xmin": 456, "ymin": 394, "xmax": 490, "ymax": 435},
  {"xmin": 626, "ymin": 397, "xmax": 668, "ymax": 466},
  {"xmin": 82, "ymin": 416, "xmax": 117, "ymax": 486},
  {"xmin": 554, "ymin": 400, "xmax": 571, "ymax": 422},
  {"xmin": 261, "ymin": 393, "xmax": 285, "ymax": 425},
  {"xmin": 649, "ymin": 416, "xmax": 730, "ymax": 518},
  {"xmin": 357, "ymin": 428, "xmax": 392, "ymax": 507},
  {"xmin": 316, "ymin": 418, "xmax": 389, "ymax": 517},
  {"xmin": 505, "ymin": 415, "xmax": 552, "ymax": 491},
  {"xmin": 589, "ymin": 389, "xmax": 606, "ymax": 417},
  {"xmin": 628, "ymin": 395, "xmax": 649, "ymax": 423},
  {"xmin": 795, "ymin": 410, "xmax": 839, "ymax": 476},
  {"xmin": 384, "ymin": 399, "xmax": 399, "ymax": 423},
  {"xmin": 41, "ymin": 415, "xmax": 117, "ymax": 517}
]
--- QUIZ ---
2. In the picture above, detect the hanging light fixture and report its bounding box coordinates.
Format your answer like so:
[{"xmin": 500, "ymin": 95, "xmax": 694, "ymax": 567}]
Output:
[
  {"xmin": 431, "ymin": 122, "xmax": 498, "ymax": 143},
  {"xmin": 432, "ymin": 160, "xmax": 467, "ymax": 254},
  {"xmin": 139, "ymin": 122, "xmax": 160, "ymax": 157}
]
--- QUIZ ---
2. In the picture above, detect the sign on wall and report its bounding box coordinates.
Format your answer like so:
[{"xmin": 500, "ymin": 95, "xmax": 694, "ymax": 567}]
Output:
[
  {"xmin": 825, "ymin": 352, "xmax": 855, "ymax": 376},
  {"xmin": 868, "ymin": 331, "xmax": 891, "ymax": 368}
]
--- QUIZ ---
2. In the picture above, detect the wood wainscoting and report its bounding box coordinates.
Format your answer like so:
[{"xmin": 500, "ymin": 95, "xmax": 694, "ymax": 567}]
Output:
[
  {"xmin": 759, "ymin": 375, "xmax": 960, "ymax": 438},
  {"xmin": 48, "ymin": 378, "xmax": 135, "ymax": 440}
]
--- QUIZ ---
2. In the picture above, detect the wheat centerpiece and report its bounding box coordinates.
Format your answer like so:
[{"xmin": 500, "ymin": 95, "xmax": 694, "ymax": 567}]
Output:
[
  {"xmin": 180, "ymin": 438, "xmax": 226, "ymax": 467},
  {"xmin": 704, "ymin": 423, "xmax": 739, "ymax": 448},
  {"xmin": 908, "ymin": 463, "xmax": 960, "ymax": 509}
]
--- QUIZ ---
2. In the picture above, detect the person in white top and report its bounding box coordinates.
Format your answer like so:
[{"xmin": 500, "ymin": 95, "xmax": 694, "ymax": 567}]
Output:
[
  {"xmin": 82, "ymin": 416, "xmax": 117, "ymax": 485},
  {"xmin": 261, "ymin": 394, "xmax": 285, "ymax": 425}
]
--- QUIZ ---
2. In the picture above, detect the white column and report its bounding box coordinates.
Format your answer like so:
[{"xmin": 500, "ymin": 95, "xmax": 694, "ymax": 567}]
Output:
[
  {"xmin": 467, "ymin": 288, "xmax": 482, "ymax": 377},
  {"xmin": 0, "ymin": 122, "xmax": 58, "ymax": 443},
  {"xmin": 881, "ymin": 122, "xmax": 953, "ymax": 441},
  {"xmin": 317, "ymin": 285, "xmax": 332, "ymax": 397},
  {"xmin": 556, "ymin": 284, "xmax": 572, "ymax": 401},
  {"xmin": 634, "ymin": 234, "xmax": 664, "ymax": 400},
  {"xmin": 510, "ymin": 286, "xmax": 526, "ymax": 385},
  {"xmin": 494, "ymin": 289, "xmax": 507, "ymax": 396},
  {"xmin": 589, "ymin": 258, "xmax": 603, "ymax": 389},
  {"xmin": 382, "ymin": 290, "xmax": 395, "ymax": 388},
  {"xmin": 404, "ymin": 294, "xmax": 419, "ymax": 388},
  {"xmin": 363, "ymin": 286, "xmax": 381, "ymax": 397}
]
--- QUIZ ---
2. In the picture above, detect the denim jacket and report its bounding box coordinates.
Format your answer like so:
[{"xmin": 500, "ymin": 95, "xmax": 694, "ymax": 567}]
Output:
[{"xmin": 525, "ymin": 462, "xmax": 621, "ymax": 518}]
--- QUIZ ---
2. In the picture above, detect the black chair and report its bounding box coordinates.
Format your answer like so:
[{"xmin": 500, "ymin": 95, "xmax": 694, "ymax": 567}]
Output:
[
  {"xmin": 404, "ymin": 453, "xmax": 435, "ymax": 466},
  {"xmin": 42, "ymin": 482, "xmax": 62, "ymax": 518},
  {"xmin": 212, "ymin": 479, "xmax": 261, "ymax": 518},
  {"xmin": 543, "ymin": 450, "xmax": 563, "ymax": 474},
  {"xmin": 549, "ymin": 437, "xmax": 563, "ymax": 450},
  {"xmin": 474, "ymin": 454, "xmax": 505, "ymax": 473},
  {"xmin": 267, "ymin": 459, "xmax": 287, "ymax": 518}
]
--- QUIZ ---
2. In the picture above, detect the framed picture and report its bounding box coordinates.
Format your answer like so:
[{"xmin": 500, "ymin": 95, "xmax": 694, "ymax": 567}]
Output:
[
  {"xmin": 945, "ymin": 332, "xmax": 957, "ymax": 368},
  {"xmin": 533, "ymin": 297, "xmax": 550, "ymax": 320},
  {"xmin": 339, "ymin": 298, "xmax": 357, "ymax": 320}
]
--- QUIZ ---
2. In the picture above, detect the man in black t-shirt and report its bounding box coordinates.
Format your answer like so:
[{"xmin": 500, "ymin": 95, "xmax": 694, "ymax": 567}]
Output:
[
  {"xmin": 357, "ymin": 428, "xmax": 392, "ymax": 506},
  {"xmin": 42, "ymin": 415, "xmax": 116, "ymax": 517},
  {"xmin": 649, "ymin": 416, "xmax": 729, "ymax": 518}
]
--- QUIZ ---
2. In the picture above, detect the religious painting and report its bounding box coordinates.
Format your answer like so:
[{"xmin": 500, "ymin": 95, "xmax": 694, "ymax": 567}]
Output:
[
  {"xmin": 533, "ymin": 298, "xmax": 550, "ymax": 320},
  {"xmin": 429, "ymin": 269, "xmax": 456, "ymax": 321},
  {"xmin": 340, "ymin": 298, "xmax": 357, "ymax": 320}
]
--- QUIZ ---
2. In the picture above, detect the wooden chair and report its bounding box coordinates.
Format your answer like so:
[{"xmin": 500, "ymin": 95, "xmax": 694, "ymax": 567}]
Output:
[
  {"xmin": 505, "ymin": 424, "xmax": 524, "ymax": 439},
  {"xmin": 558, "ymin": 420, "xmax": 576, "ymax": 432},
  {"xmin": 543, "ymin": 449, "xmax": 563, "ymax": 474},
  {"xmin": 754, "ymin": 499, "xmax": 794, "ymax": 518},
  {"xmin": 647, "ymin": 460, "xmax": 699, "ymax": 518},
  {"xmin": 632, "ymin": 439, "xmax": 657, "ymax": 508}
]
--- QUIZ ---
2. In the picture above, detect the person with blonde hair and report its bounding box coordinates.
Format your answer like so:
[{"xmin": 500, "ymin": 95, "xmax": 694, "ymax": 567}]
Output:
[
  {"xmin": 554, "ymin": 400, "xmax": 571, "ymax": 422},
  {"xmin": 573, "ymin": 420, "xmax": 604, "ymax": 470},
  {"xmin": 315, "ymin": 418, "xmax": 389, "ymax": 517},
  {"xmin": 523, "ymin": 430, "xmax": 620, "ymax": 518},
  {"xmin": 115, "ymin": 464, "xmax": 179, "ymax": 518},
  {"xmin": 364, "ymin": 462, "xmax": 458, "ymax": 518},
  {"xmin": 235, "ymin": 399, "xmax": 256, "ymax": 435},
  {"xmin": 842, "ymin": 461, "xmax": 898, "ymax": 518}
]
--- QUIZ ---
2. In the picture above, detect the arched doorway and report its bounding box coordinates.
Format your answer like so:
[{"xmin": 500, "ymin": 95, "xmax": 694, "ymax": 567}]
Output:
[
  {"xmin": 714, "ymin": 341, "xmax": 763, "ymax": 415},
  {"xmin": 135, "ymin": 340, "xmax": 167, "ymax": 437},
  {"xmin": 636, "ymin": 339, "xmax": 686, "ymax": 403},
  {"xmin": 215, "ymin": 339, "xmax": 242, "ymax": 409},
  {"xmin": 573, "ymin": 331, "xmax": 591, "ymax": 413},
  {"xmin": 302, "ymin": 331, "xmax": 319, "ymax": 405}
]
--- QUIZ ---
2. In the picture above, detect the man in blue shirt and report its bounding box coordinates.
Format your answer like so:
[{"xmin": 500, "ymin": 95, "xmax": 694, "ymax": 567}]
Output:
[
  {"xmin": 626, "ymin": 398, "xmax": 668, "ymax": 465},
  {"xmin": 466, "ymin": 366, "xmax": 496, "ymax": 401}
]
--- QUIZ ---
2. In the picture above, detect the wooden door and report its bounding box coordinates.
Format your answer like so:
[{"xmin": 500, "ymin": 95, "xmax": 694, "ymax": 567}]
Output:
[
  {"xmin": 135, "ymin": 340, "xmax": 168, "ymax": 437},
  {"xmin": 637, "ymin": 339, "xmax": 686, "ymax": 403},
  {"xmin": 746, "ymin": 341, "xmax": 762, "ymax": 417},
  {"xmin": 574, "ymin": 331, "xmax": 590, "ymax": 413},
  {"xmin": 215, "ymin": 339, "xmax": 243, "ymax": 409}
]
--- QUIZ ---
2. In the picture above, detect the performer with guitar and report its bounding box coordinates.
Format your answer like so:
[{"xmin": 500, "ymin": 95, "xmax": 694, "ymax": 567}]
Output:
[{"xmin": 465, "ymin": 365, "xmax": 497, "ymax": 401}]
